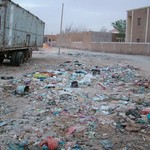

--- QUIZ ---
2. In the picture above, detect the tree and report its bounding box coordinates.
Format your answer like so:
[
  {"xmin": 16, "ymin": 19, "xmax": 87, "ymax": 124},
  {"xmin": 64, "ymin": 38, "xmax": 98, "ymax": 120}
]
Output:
[
  {"xmin": 111, "ymin": 19, "xmax": 126, "ymax": 41},
  {"xmin": 63, "ymin": 24, "xmax": 88, "ymax": 33},
  {"xmin": 64, "ymin": 23, "xmax": 73, "ymax": 33}
]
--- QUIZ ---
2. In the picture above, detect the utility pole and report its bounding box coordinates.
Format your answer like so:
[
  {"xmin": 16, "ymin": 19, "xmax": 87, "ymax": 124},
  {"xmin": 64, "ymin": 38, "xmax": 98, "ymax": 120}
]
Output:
[{"xmin": 58, "ymin": 3, "xmax": 64, "ymax": 55}]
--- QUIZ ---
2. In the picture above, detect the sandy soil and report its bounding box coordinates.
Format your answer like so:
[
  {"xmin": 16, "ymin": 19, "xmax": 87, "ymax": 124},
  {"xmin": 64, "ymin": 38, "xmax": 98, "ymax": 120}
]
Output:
[
  {"xmin": 0, "ymin": 48, "xmax": 150, "ymax": 78},
  {"xmin": 0, "ymin": 48, "xmax": 150, "ymax": 150}
]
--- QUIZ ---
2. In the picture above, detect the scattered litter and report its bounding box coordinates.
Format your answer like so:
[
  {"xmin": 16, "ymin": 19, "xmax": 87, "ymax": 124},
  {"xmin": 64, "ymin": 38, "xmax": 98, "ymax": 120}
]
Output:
[
  {"xmin": 100, "ymin": 139, "xmax": 113, "ymax": 150},
  {"xmin": 15, "ymin": 85, "xmax": 29, "ymax": 95},
  {"xmin": 40, "ymin": 137, "xmax": 58, "ymax": 150},
  {"xmin": 0, "ymin": 121, "xmax": 7, "ymax": 127},
  {"xmin": 1, "ymin": 58, "xmax": 150, "ymax": 149},
  {"xmin": 1, "ymin": 76, "xmax": 14, "ymax": 80}
]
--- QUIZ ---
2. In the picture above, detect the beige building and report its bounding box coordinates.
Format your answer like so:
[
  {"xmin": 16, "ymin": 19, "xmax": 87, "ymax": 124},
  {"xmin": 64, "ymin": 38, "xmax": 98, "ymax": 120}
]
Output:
[
  {"xmin": 126, "ymin": 6, "xmax": 150, "ymax": 43},
  {"xmin": 44, "ymin": 31, "xmax": 122, "ymax": 47},
  {"xmin": 44, "ymin": 35, "xmax": 57, "ymax": 43}
]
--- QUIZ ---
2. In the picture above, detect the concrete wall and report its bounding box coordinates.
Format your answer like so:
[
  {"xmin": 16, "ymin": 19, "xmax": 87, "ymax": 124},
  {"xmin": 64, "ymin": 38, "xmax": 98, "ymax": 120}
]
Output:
[
  {"xmin": 44, "ymin": 31, "xmax": 122, "ymax": 49},
  {"xmin": 54, "ymin": 30, "xmax": 150, "ymax": 56},
  {"xmin": 54, "ymin": 31, "xmax": 114, "ymax": 45},
  {"xmin": 45, "ymin": 31, "xmax": 150, "ymax": 56},
  {"xmin": 91, "ymin": 31, "xmax": 112, "ymax": 42},
  {"xmin": 58, "ymin": 42, "xmax": 150, "ymax": 56},
  {"xmin": 91, "ymin": 42, "xmax": 150, "ymax": 55}
]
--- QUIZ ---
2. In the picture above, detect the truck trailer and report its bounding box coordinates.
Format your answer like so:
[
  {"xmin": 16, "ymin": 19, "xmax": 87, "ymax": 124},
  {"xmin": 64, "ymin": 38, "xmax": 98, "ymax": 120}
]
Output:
[{"xmin": 0, "ymin": 0, "xmax": 45, "ymax": 66}]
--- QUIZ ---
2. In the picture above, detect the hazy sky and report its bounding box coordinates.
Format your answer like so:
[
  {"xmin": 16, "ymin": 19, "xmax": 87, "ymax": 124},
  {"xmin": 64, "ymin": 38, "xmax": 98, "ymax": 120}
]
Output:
[{"xmin": 12, "ymin": 0, "xmax": 150, "ymax": 34}]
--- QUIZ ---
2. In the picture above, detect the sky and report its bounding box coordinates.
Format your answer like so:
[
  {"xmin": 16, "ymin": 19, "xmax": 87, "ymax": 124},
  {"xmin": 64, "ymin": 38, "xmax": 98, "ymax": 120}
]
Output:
[{"xmin": 12, "ymin": 0, "xmax": 150, "ymax": 34}]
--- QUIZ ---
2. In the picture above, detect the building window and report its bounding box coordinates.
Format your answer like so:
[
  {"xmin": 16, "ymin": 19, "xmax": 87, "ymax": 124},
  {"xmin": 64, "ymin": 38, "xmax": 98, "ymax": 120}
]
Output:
[
  {"xmin": 137, "ymin": 38, "xmax": 140, "ymax": 42},
  {"xmin": 137, "ymin": 18, "xmax": 141, "ymax": 25}
]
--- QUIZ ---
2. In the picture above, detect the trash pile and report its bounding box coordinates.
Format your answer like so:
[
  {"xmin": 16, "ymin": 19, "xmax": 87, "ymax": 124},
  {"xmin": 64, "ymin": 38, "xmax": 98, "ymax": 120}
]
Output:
[{"xmin": 0, "ymin": 60, "xmax": 150, "ymax": 150}]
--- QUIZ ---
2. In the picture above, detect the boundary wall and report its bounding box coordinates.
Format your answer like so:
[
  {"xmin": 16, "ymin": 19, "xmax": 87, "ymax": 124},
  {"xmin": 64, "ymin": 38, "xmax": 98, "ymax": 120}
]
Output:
[{"xmin": 59, "ymin": 42, "xmax": 150, "ymax": 56}]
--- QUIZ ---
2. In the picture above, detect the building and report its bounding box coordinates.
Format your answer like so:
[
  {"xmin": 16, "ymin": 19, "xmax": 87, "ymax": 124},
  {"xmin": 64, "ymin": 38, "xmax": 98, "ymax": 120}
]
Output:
[
  {"xmin": 126, "ymin": 6, "xmax": 150, "ymax": 43},
  {"xmin": 44, "ymin": 35, "xmax": 57, "ymax": 43},
  {"xmin": 44, "ymin": 31, "xmax": 122, "ymax": 47},
  {"xmin": 43, "ymin": 34, "xmax": 58, "ymax": 47},
  {"xmin": 109, "ymin": 29, "xmax": 125, "ymax": 42}
]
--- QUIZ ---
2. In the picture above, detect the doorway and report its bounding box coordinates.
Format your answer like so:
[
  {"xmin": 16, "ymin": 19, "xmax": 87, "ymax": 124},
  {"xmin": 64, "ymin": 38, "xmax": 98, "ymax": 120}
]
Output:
[{"xmin": 26, "ymin": 34, "xmax": 30, "ymax": 46}]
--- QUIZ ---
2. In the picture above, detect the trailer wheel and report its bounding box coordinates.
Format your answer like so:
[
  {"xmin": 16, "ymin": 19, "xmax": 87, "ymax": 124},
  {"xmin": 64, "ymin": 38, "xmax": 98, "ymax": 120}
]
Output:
[
  {"xmin": 24, "ymin": 49, "xmax": 32, "ymax": 62},
  {"xmin": 0, "ymin": 55, "xmax": 5, "ymax": 64},
  {"xmin": 23, "ymin": 50, "xmax": 29, "ymax": 62},
  {"xmin": 15, "ymin": 52, "xmax": 24, "ymax": 66},
  {"xmin": 0, "ymin": 59, "xmax": 3, "ymax": 64},
  {"xmin": 11, "ymin": 52, "xmax": 17, "ymax": 66}
]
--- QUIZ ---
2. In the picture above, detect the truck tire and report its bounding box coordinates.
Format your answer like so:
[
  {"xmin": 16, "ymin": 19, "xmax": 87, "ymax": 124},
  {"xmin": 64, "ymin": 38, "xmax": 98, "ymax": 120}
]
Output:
[
  {"xmin": 24, "ymin": 49, "xmax": 32, "ymax": 62},
  {"xmin": 0, "ymin": 57, "xmax": 4, "ymax": 63},
  {"xmin": 15, "ymin": 52, "xmax": 24, "ymax": 66},
  {"xmin": 0, "ymin": 59, "xmax": 3, "ymax": 64},
  {"xmin": 0, "ymin": 55, "xmax": 5, "ymax": 64},
  {"xmin": 11, "ymin": 52, "xmax": 17, "ymax": 66},
  {"xmin": 23, "ymin": 50, "xmax": 29, "ymax": 62}
]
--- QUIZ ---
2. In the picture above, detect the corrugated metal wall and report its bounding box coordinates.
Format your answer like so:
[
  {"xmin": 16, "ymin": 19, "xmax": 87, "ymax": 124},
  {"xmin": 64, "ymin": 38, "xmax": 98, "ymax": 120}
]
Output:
[
  {"xmin": 0, "ymin": 0, "xmax": 45, "ymax": 50},
  {"xmin": 0, "ymin": 0, "xmax": 4, "ymax": 47}
]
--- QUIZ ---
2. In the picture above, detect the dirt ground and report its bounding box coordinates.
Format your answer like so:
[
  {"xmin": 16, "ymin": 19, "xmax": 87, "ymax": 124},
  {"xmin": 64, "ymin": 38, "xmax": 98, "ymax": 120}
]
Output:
[{"xmin": 0, "ymin": 48, "xmax": 150, "ymax": 150}]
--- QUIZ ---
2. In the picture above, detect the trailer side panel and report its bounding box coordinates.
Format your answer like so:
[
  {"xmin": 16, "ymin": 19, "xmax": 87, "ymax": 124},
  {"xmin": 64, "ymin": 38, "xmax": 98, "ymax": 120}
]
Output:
[{"xmin": 0, "ymin": 0, "xmax": 45, "ymax": 51}]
